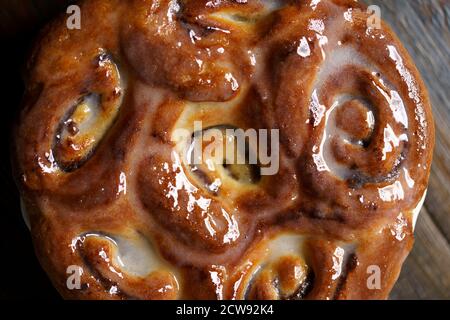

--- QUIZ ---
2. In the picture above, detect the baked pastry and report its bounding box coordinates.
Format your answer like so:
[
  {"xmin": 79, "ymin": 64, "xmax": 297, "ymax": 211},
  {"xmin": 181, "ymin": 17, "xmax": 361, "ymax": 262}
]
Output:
[{"xmin": 14, "ymin": 0, "xmax": 434, "ymax": 299}]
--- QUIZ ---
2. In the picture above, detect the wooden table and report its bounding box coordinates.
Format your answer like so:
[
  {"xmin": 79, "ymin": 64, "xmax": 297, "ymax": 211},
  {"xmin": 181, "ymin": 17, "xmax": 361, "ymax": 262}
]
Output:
[{"xmin": 0, "ymin": 0, "xmax": 449, "ymax": 299}]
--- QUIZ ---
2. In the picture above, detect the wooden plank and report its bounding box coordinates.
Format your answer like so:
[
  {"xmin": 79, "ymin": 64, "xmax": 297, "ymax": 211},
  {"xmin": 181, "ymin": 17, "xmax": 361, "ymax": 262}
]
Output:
[{"xmin": 390, "ymin": 207, "xmax": 450, "ymax": 299}]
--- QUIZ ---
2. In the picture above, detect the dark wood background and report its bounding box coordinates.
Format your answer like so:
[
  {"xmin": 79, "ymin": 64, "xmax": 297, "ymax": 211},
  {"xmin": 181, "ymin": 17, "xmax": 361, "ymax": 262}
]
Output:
[{"xmin": 0, "ymin": 0, "xmax": 448, "ymax": 299}]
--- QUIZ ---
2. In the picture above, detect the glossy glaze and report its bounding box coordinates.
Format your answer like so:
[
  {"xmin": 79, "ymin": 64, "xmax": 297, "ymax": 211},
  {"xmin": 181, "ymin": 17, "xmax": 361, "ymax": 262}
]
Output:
[{"xmin": 15, "ymin": 0, "xmax": 434, "ymax": 299}]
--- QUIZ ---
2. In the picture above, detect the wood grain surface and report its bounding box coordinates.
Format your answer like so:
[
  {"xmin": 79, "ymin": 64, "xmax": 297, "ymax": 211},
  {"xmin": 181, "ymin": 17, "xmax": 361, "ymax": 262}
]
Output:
[{"xmin": 0, "ymin": 0, "xmax": 449, "ymax": 299}]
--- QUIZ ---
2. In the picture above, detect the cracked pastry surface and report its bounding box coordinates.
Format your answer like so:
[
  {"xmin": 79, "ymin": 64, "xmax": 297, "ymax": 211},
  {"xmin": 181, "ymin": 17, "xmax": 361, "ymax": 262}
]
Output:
[{"xmin": 15, "ymin": 0, "xmax": 434, "ymax": 299}]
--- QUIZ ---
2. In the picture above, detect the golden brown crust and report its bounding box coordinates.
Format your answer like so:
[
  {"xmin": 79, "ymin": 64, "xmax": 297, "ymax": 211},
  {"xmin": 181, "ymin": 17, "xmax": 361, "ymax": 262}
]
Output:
[{"xmin": 15, "ymin": 0, "xmax": 434, "ymax": 300}]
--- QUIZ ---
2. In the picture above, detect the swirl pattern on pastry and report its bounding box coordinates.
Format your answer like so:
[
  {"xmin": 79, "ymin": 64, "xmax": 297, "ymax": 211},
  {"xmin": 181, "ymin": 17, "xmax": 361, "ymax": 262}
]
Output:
[{"xmin": 15, "ymin": 0, "xmax": 434, "ymax": 299}]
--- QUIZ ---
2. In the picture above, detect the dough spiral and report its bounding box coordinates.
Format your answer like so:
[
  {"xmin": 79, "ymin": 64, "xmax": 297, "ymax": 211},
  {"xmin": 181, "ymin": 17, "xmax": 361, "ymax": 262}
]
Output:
[{"xmin": 15, "ymin": 0, "xmax": 434, "ymax": 300}]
